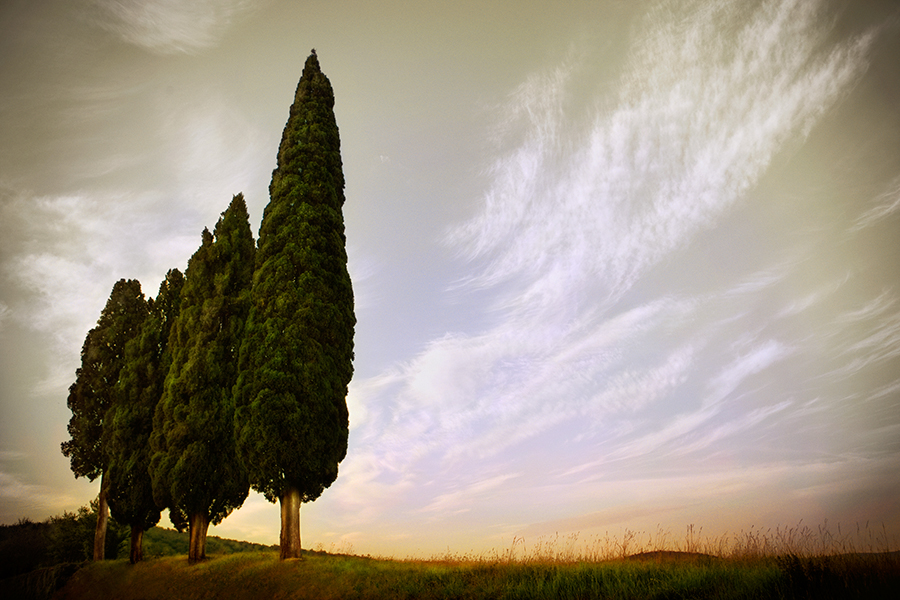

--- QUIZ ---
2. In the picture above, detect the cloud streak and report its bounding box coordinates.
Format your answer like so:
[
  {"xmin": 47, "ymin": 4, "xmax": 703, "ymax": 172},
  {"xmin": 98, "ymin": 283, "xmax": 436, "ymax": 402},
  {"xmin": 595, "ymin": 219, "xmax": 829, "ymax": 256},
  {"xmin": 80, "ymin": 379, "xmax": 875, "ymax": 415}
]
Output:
[
  {"xmin": 450, "ymin": 0, "xmax": 872, "ymax": 312},
  {"xmin": 851, "ymin": 175, "xmax": 900, "ymax": 232},
  {"xmin": 341, "ymin": 0, "xmax": 876, "ymax": 529},
  {"xmin": 83, "ymin": 0, "xmax": 266, "ymax": 54}
]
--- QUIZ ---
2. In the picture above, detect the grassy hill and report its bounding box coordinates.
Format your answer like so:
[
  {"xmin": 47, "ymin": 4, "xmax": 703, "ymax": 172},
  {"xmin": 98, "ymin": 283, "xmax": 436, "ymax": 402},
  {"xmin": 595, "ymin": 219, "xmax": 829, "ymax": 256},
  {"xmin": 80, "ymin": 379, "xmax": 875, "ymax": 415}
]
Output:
[
  {"xmin": 3, "ymin": 515, "xmax": 898, "ymax": 599},
  {"xmin": 140, "ymin": 526, "xmax": 276, "ymax": 558},
  {"xmin": 49, "ymin": 550, "xmax": 900, "ymax": 600}
]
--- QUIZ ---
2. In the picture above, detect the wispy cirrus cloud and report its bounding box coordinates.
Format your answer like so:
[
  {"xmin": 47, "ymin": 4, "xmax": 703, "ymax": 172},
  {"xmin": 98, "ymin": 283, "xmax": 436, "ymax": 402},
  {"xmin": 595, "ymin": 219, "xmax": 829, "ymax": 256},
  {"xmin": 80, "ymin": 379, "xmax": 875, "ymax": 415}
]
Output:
[
  {"xmin": 826, "ymin": 291, "xmax": 900, "ymax": 381},
  {"xmin": 420, "ymin": 473, "xmax": 520, "ymax": 516},
  {"xmin": 449, "ymin": 0, "xmax": 873, "ymax": 314},
  {"xmin": 708, "ymin": 339, "xmax": 793, "ymax": 403},
  {"xmin": 850, "ymin": 175, "xmax": 900, "ymax": 232},
  {"xmin": 82, "ymin": 0, "xmax": 266, "ymax": 54},
  {"xmin": 340, "ymin": 0, "xmax": 876, "ymax": 530}
]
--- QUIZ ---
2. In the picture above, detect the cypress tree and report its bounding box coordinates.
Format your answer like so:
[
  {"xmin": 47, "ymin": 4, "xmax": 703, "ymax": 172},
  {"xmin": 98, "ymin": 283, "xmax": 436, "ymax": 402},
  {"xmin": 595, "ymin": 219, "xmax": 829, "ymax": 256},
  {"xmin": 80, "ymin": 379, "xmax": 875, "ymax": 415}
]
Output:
[
  {"xmin": 105, "ymin": 269, "xmax": 184, "ymax": 563},
  {"xmin": 61, "ymin": 278, "xmax": 148, "ymax": 560},
  {"xmin": 150, "ymin": 194, "xmax": 254, "ymax": 563},
  {"xmin": 235, "ymin": 50, "xmax": 355, "ymax": 560}
]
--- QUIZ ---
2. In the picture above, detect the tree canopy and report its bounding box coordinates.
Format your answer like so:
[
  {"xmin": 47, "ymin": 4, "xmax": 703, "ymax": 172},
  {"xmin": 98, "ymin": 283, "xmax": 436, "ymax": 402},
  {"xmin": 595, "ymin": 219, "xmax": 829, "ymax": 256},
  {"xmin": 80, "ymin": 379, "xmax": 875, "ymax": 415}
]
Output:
[
  {"xmin": 235, "ymin": 50, "xmax": 355, "ymax": 559},
  {"xmin": 62, "ymin": 279, "xmax": 148, "ymax": 480},
  {"xmin": 149, "ymin": 194, "xmax": 254, "ymax": 562},
  {"xmin": 60, "ymin": 53, "xmax": 355, "ymax": 564},
  {"xmin": 61, "ymin": 278, "xmax": 148, "ymax": 559},
  {"xmin": 105, "ymin": 269, "xmax": 184, "ymax": 563}
]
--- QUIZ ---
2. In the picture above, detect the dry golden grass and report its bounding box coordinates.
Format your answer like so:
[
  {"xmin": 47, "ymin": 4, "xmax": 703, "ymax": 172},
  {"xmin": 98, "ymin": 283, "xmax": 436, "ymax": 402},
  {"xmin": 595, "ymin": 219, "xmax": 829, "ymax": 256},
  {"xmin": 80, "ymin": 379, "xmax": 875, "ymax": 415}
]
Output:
[{"xmin": 410, "ymin": 520, "xmax": 897, "ymax": 565}]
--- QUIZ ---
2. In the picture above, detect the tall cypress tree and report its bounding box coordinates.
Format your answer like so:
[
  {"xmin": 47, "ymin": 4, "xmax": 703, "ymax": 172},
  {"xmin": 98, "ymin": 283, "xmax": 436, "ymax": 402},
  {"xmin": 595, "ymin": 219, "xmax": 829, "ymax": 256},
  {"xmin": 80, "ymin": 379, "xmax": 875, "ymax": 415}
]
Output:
[
  {"xmin": 150, "ymin": 194, "xmax": 254, "ymax": 563},
  {"xmin": 61, "ymin": 278, "xmax": 148, "ymax": 560},
  {"xmin": 105, "ymin": 269, "xmax": 184, "ymax": 563},
  {"xmin": 235, "ymin": 50, "xmax": 355, "ymax": 560}
]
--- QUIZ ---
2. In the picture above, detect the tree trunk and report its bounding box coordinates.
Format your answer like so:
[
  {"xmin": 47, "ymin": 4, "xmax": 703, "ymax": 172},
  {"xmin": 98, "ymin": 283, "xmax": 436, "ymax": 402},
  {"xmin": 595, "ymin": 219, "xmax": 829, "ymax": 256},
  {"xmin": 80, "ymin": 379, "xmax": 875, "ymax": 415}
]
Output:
[
  {"xmin": 199, "ymin": 516, "xmax": 209, "ymax": 559},
  {"xmin": 129, "ymin": 526, "xmax": 144, "ymax": 564},
  {"xmin": 188, "ymin": 511, "xmax": 210, "ymax": 563},
  {"xmin": 279, "ymin": 486, "xmax": 301, "ymax": 560},
  {"xmin": 93, "ymin": 473, "xmax": 109, "ymax": 561}
]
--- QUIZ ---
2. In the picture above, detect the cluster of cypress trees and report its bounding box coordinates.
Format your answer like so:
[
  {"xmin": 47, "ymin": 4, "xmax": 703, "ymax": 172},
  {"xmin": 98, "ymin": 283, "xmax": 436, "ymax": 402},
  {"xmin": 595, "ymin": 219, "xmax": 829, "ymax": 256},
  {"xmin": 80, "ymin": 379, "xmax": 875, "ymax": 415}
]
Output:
[{"xmin": 61, "ymin": 51, "xmax": 354, "ymax": 564}]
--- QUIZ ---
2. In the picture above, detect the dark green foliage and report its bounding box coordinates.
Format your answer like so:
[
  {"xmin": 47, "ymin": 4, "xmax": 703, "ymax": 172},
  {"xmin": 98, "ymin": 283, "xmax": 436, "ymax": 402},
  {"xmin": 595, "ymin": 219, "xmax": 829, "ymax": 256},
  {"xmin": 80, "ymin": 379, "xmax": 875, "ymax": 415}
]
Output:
[
  {"xmin": 235, "ymin": 51, "xmax": 355, "ymax": 504},
  {"xmin": 0, "ymin": 510, "xmax": 266, "ymax": 584},
  {"xmin": 61, "ymin": 279, "xmax": 148, "ymax": 481},
  {"xmin": 105, "ymin": 270, "xmax": 184, "ymax": 549},
  {"xmin": 0, "ymin": 507, "xmax": 122, "ymax": 580},
  {"xmin": 0, "ymin": 518, "xmax": 51, "ymax": 579},
  {"xmin": 46, "ymin": 502, "xmax": 126, "ymax": 563},
  {"xmin": 150, "ymin": 195, "xmax": 254, "ymax": 531},
  {"xmin": 140, "ymin": 527, "xmax": 277, "ymax": 558}
]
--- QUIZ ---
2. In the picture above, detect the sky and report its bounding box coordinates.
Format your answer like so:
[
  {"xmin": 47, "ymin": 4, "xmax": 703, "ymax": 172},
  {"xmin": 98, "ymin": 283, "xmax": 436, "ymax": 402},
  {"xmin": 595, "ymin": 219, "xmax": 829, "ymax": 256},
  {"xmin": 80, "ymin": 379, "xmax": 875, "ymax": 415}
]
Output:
[{"xmin": 1, "ymin": 0, "xmax": 899, "ymax": 558}]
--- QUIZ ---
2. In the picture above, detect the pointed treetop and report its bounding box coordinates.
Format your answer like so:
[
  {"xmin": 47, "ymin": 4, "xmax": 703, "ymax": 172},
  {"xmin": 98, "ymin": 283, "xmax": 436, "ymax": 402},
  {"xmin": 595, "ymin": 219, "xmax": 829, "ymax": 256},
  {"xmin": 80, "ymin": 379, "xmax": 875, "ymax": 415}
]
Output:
[{"xmin": 294, "ymin": 49, "xmax": 334, "ymax": 98}]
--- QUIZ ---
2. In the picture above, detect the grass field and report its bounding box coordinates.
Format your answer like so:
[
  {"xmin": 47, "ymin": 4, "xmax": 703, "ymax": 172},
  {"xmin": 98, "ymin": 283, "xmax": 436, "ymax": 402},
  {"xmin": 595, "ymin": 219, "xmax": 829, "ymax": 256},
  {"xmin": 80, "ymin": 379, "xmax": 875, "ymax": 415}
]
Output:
[
  {"xmin": 49, "ymin": 524, "xmax": 900, "ymax": 600},
  {"xmin": 50, "ymin": 549, "xmax": 899, "ymax": 600}
]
